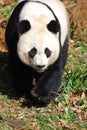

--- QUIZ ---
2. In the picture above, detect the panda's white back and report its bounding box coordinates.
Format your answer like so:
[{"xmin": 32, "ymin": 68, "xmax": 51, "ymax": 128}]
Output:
[
  {"xmin": 18, "ymin": 0, "xmax": 69, "ymax": 46},
  {"xmin": 33, "ymin": 0, "xmax": 69, "ymax": 46}
]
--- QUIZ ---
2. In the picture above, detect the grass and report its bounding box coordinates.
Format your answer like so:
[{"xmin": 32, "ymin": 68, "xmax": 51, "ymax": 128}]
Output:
[
  {"xmin": 0, "ymin": 0, "xmax": 87, "ymax": 129},
  {"xmin": 60, "ymin": 40, "xmax": 87, "ymax": 94},
  {"xmin": 1, "ymin": 6, "xmax": 10, "ymax": 18}
]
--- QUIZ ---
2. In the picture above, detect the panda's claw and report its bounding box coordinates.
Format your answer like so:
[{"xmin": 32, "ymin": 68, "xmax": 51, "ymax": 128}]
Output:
[{"xmin": 31, "ymin": 91, "xmax": 38, "ymax": 98}]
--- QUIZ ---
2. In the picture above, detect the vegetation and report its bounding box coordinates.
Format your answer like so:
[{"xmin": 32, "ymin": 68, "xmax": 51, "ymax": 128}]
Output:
[{"xmin": 0, "ymin": 0, "xmax": 87, "ymax": 129}]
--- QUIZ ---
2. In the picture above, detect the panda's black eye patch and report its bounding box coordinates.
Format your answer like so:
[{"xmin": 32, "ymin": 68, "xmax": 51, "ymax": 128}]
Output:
[
  {"xmin": 29, "ymin": 47, "xmax": 37, "ymax": 58},
  {"xmin": 18, "ymin": 20, "xmax": 31, "ymax": 35},
  {"xmin": 45, "ymin": 48, "xmax": 52, "ymax": 58},
  {"xmin": 47, "ymin": 20, "xmax": 60, "ymax": 33}
]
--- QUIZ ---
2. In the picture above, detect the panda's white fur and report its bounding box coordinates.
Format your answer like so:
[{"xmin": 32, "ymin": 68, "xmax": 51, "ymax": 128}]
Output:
[
  {"xmin": 17, "ymin": 3, "xmax": 59, "ymax": 72},
  {"xmin": 18, "ymin": 0, "xmax": 69, "ymax": 46},
  {"xmin": 17, "ymin": 0, "xmax": 69, "ymax": 72}
]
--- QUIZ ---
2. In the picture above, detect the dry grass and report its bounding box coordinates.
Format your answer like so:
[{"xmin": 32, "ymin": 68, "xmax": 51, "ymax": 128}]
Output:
[{"xmin": 66, "ymin": 0, "xmax": 87, "ymax": 40}]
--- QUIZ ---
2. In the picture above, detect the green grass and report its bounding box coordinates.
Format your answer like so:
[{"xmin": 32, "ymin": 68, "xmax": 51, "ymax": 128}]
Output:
[
  {"xmin": 1, "ymin": 6, "xmax": 10, "ymax": 18},
  {"xmin": 60, "ymin": 40, "xmax": 87, "ymax": 94},
  {"xmin": 0, "ymin": 1, "xmax": 16, "ymax": 19}
]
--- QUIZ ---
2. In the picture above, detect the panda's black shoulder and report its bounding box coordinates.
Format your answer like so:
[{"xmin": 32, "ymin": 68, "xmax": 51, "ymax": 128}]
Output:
[
  {"xmin": 8, "ymin": 1, "xmax": 27, "ymax": 25},
  {"xmin": 5, "ymin": 1, "xmax": 27, "ymax": 46}
]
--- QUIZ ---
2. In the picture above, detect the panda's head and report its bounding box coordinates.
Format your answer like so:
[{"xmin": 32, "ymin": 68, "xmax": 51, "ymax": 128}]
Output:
[{"xmin": 17, "ymin": 2, "xmax": 60, "ymax": 73}]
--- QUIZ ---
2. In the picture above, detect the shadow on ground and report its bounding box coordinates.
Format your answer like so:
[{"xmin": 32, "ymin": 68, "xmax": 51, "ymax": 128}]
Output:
[{"xmin": 0, "ymin": 52, "xmax": 13, "ymax": 96}]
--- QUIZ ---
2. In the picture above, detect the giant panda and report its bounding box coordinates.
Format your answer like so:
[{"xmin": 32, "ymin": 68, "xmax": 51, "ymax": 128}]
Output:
[{"xmin": 5, "ymin": 0, "xmax": 69, "ymax": 104}]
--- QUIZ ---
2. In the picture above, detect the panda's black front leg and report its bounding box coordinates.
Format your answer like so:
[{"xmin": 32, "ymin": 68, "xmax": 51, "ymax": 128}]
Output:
[{"xmin": 31, "ymin": 65, "xmax": 62, "ymax": 104}]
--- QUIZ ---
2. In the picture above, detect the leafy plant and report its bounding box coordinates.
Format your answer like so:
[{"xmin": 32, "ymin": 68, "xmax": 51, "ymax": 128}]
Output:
[
  {"xmin": 59, "ymin": 107, "xmax": 78, "ymax": 121},
  {"xmin": 1, "ymin": 6, "xmax": 10, "ymax": 18}
]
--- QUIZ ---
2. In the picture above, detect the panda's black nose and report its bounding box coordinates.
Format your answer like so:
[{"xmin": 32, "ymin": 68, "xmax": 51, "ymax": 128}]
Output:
[{"xmin": 36, "ymin": 65, "xmax": 45, "ymax": 68}]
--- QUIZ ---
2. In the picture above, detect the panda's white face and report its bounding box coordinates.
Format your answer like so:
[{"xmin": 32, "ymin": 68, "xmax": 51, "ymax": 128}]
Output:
[{"xmin": 17, "ymin": 2, "xmax": 60, "ymax": 73}]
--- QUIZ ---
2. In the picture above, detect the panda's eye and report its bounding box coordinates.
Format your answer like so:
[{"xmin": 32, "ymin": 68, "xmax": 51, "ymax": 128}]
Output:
[
  {"xmin": 29, "ymin": 47, "xmax": 37, "ymax": 58},
  {"xmin": 45, "ymin": 48, "xmax": 52, "ymax": 58}
]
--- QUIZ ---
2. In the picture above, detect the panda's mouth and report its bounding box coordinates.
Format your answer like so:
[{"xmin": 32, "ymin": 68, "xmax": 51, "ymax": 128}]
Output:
[
  {"xmin": 35, "ymin": 65, "xmax": 46, "ymax": 73},
  {"xmin": 36, "ymin": 65, "xmax": 45, "ymax": 69}
]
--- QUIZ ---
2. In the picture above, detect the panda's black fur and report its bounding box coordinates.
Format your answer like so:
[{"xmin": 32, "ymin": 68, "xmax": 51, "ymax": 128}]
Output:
[{"xmin": 5, "ymin": 0, "xmax": 69, "ymax": 103}]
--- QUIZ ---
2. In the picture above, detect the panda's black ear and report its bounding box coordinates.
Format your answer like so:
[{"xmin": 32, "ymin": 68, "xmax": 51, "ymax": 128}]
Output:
[
  {"xmin": 18, "ymin": 20, "xmax": 31, "ymax": 35},
  {"xmin": 47, "ymin": 20, "xmax": 60, "ymax": 33}
]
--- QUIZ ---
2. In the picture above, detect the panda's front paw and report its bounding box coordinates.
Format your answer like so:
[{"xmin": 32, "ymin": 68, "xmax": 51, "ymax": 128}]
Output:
[
  {"xmin": 31, "ymin": 87, "xmax": 55, "ymax": 104},
  {"xmin": 31, "ymin": 87, "xmax": 41, "ymax": 98}
]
